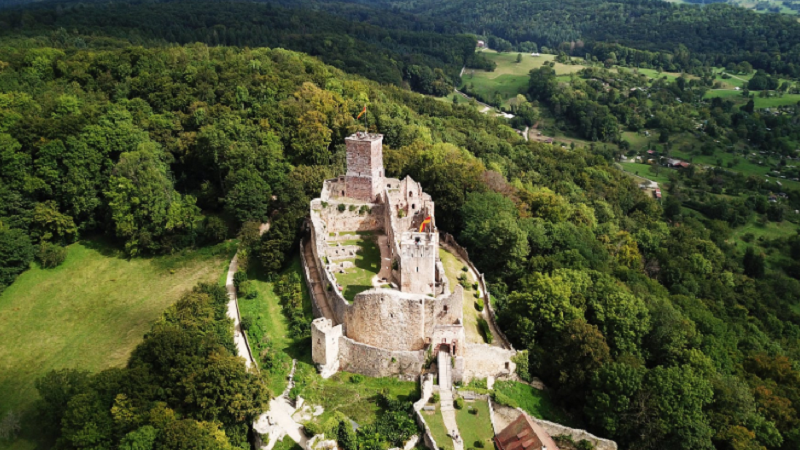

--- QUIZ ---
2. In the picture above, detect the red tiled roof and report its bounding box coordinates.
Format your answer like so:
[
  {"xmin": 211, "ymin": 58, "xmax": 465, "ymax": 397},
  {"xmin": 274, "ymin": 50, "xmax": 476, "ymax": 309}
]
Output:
[{"xmin": 495, "ymin": 413, "xmax": 559, "ymax": 450}]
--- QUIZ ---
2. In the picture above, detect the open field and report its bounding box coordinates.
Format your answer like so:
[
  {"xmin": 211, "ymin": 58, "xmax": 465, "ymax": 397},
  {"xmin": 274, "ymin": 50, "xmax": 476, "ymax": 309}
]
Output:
[
  {"xmin": 455, "ymin": 399, "xmax": 494, "ymax": 448},
  {"xmin": 332, "ymin": 236, "xmax": 381, "ymax": 301},
  {"xmin": 619, "ymin": 162, "xmax": 675, "ymax": 186},
  {"xmin": 729, "ymin": 216, "xmax": 800, "ymax": 255},
  {"xmin": 240, "ymin": 256, "xmax": 313, "ymax": 394},
  {"xmin": 494, "ymin": 380, "xmax": 577, "ymax": 426},
  {"xmin": 463, "ymin": 50, "xmax": 585, "ymax": 107},
  {"xmin": 0, "ymin": 239, "xmax": 236, "ymax": 450}
]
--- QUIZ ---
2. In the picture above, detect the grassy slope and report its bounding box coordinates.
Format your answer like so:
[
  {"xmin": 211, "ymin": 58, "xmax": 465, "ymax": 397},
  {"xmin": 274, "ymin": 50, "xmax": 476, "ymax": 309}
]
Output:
[
  {"xmin": 298, "ymin": 371, "xmax": 419, "ymax": 426},
  {"xmin": 455, "ymin": 400, "xmax": 494, "ymax": 448},
  {"xmin": 0, "ymin": 239, "xmax": 236, "ymax": 450},
  {"xmin": 619, "ymin": 162, "xmax": 675, "ymax": 186},
  {"xmin": 438, "ymin": 248, "xmax": 485, "ymax": 344},
  {"xmin": 240, "ymin": 256, "xmax": 313, "ymax": 395},
  {"xmin": 463, "ymin": 51, "xmax": 583, "ymax": 107},
  {"xmin": 424, "ymin": 403, "xmax": 453, "ymax": 450},
  {"xmin": 494, "ymin": 381, "xmax": 577, "ymax": 427}
]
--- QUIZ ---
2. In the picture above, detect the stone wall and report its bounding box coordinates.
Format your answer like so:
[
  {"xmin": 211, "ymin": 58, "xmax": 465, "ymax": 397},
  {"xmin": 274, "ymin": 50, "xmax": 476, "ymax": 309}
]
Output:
[
  {"xmin": 344, "ymin": 290, "xmax": 429, "ymax": 351},
  {"xmin": 413, "ymin": 375, "xmax": 439, "ymax": 450},
  {"xmin": 439, "ymin": 233, "xmax": 514, "ymax": 350},
  {"xmin": 337, "ymin": 336, "xmax": 424, "ymax": 380},
  {"xmin": 316, "ymin": 201, "xmax": 384, "ymax": 234},
  {"xmin": 344, "ymin": 133, "xmax": 384, "ymax": 202},
  {"xmin": 463, "ymin": 343, "xmax": 516, "ymax": 382}
]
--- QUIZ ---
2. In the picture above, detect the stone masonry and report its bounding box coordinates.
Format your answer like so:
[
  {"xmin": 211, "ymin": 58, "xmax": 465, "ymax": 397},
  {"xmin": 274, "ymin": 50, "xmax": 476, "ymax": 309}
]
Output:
[{"xmin": 305, "ymin": 131, "xmax": 514, "ymax": 383}]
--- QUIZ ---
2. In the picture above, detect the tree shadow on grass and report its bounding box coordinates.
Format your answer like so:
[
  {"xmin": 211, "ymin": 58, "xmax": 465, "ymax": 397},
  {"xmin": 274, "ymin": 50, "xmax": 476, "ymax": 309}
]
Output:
[{"xmin": 343, "ymin": 284, "xmax": 373, "ymax": 302}]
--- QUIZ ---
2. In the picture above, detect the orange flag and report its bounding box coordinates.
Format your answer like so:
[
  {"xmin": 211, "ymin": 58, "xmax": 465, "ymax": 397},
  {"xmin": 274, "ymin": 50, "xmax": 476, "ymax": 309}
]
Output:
[
  {"xmin": 356, "ymin": 105, "xmax": 367, "ymax": 119},
  {"xmin": 419, "ymin": 216, "xmax": 431, "ymax": 232}
]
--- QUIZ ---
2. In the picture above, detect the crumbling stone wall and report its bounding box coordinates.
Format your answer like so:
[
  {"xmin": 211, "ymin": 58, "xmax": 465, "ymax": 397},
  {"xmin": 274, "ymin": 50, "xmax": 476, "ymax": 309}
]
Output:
[
  {"xmin": 344, "ymin": 290, "xmax": 428, "ymax": 351},
  {"xmin": 317, "ymin": 201, "xmax": 384, "ymax": 233},
  {"xmin": 337, "ymin": 336, "xmax": 424, "ymax": 380},
  {"xmin": 462, "ymin": 343, "xmax": 516, "ymax": 382}
]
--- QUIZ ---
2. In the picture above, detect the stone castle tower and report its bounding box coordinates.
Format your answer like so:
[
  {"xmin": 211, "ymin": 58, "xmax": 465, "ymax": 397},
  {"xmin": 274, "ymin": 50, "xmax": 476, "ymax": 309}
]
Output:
[{"xmin": 344, "ymin": 132, "xmax": 384, "ymax": 202}]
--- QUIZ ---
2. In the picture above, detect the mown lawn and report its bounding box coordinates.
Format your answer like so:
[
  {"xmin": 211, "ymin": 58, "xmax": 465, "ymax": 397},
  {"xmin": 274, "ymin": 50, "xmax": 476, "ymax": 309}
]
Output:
[
  {"xmin": 240, "ymin": 256, "xmax": 313, "ymax": 395},
  {"xmin": 455, "ymin": 400, "xmax": 494, "ymax": 448},
  {"xmin": 494, "ymin": 380, "xmax": 577, "ymax": 427},
  {"xmin": 0, "ymin": 239, "xmax": 236, "ymax": 450},
  {"xmin": 423, "ymin": 403, "xmax": 453, "ymax": 450}
]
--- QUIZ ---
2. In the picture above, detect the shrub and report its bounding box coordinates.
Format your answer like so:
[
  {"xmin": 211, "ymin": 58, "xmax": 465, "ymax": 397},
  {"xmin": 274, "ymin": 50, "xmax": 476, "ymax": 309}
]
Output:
[
  {"xmin": 238, "ymin": 280, "xmax": 257, "ymax": 299},
  {"xmin": 351, "ymin": 374, "xmax": 365, "ymax": 384},
  {"xmin": 475, "ymin": 440, "xmax": 485, "ymax": 448},
  {"xmin": 398, "ymin": 209, "xmax": 406, "ymax": 218},
  {"xmin": 337, "ymin": 203, "xmax": 346, "ymax": 212},
  {"xmin": 36, "ymin": 242, "xmax": 67, "ymax": 268},
  {"xmin": 511, "ymin": 350, "xmax": 531, "ymax": 382},
  {"xmin": 240, "ymin": 316, "xmax": 253, "ymax": 332},
  {"xmin": 233, "ymin": 270, "xmax": 248, "ymax": 289},
  {"xmin": 472, "ymin": 282, "xmax": 479, "ymax": 291},
  {"xmin": 203, "ymin": 216, "xmax": 228, "ymax": 243},
  {"xmin": 461, "ymin": 266, "xmax": 468, "ymax": 272},
  {"xmin": 468, "ymin": 407, "xmax": 478, "ymax": 415},
  {"xmin": 478, "ymin": 318, "xmax": 493, "ymax": 344},
  {"xmin": 455, "ymin": 397, "xmax": 464, "ymax": 409},
  {"xmin": 474, "ymin": 299, "xmax": 484, "ymax": 311},
  {"xmin": 304, "ymin": 422, "xmax": 324, "ymax": 437},
  {"xmin": 348, "ymin": 204, "xmax": 357, "ymax": 211},
  {"xmin": 431, "ymin": 393, "xmax": 440, "ymax": 403},
  {"xmin": 492, "ymin": 391, "xmax": 518, "ymax": 409},
  {"xmin": 359, "ymin": 205, "xmax": 371, "ymax": 215},
  {"xmin": 577, "ymin": 440, "xmax": 595, "ymax": 450},
  {"xmin": 321, "ymin": 201, "xmax": 329, "ymax": 208}
]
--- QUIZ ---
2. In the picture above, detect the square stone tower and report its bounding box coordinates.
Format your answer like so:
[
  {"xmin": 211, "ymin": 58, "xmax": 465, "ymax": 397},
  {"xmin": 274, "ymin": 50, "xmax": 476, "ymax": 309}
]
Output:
[{"xmin": 345, "ymin": 132, "xmax": 384, "ymax": 202}]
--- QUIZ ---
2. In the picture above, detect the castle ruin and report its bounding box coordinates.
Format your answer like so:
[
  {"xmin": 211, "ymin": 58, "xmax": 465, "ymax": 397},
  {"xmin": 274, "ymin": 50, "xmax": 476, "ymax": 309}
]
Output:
[{"xmin": 303, "ymin": 132, "xmax": 516, "ymax": 382}]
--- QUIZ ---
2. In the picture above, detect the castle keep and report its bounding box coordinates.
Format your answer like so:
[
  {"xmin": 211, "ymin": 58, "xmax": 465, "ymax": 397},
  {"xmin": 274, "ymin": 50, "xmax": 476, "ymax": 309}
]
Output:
[{"xmin": 303, "ymin": 132, "xmax": 515, "ymax": 382}]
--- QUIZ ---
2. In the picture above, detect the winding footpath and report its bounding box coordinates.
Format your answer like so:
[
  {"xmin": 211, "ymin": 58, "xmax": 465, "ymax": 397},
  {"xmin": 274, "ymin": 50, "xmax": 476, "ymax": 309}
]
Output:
[{"xmin": 222, "ymin": 223, "xmax": 308, "ymax": 450}]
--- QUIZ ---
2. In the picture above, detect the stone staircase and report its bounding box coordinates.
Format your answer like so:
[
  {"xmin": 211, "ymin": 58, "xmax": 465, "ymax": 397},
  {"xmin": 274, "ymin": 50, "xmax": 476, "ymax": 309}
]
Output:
[{"xmin": 437, "ymin": 349, "xmax": 463, "ymax": 450}]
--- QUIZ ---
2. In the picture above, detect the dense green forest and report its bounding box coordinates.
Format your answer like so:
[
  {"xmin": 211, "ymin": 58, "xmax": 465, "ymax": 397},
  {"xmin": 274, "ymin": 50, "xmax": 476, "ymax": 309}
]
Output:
[
  {"xmin": 382, "ymin": 0, "xmax": 800, "ymax": 76},
  {"xmin": 0, "ymin": 0, "xmax": 479, "ymax": 95},
  {"xmin": 2, "ymin": 1, "xmax": 800, "ymax": 450}
]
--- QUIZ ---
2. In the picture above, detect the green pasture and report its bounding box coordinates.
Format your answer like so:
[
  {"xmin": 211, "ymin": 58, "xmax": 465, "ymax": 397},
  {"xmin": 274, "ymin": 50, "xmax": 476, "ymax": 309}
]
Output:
[
  {"xmin": 0, "ymin": 239, "xmax": 236, "ymax": 450},
  {"xmin": 619, "ymin": 162, "xmax": 675, "ymax": 186}
]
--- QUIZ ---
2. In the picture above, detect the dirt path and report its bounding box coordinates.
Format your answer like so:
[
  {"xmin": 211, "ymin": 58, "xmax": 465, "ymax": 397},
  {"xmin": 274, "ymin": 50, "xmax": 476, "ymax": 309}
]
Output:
[
  {"xmin": 226, "ymin": 254, "xmax": 255, "ymax": 369},
  {"xmin": 225, "ymin": 221, "xmax": 271, "ymax": 370},
  {"xmin": 254, "ymin": 360, "xmax": 308, "ymax": 450}
]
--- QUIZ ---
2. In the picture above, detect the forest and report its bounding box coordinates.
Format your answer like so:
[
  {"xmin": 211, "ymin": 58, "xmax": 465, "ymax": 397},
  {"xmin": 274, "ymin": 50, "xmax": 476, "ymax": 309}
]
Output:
[{"xmin": 1, "ymin": 1, "xmax": 800, "ymax": 450}]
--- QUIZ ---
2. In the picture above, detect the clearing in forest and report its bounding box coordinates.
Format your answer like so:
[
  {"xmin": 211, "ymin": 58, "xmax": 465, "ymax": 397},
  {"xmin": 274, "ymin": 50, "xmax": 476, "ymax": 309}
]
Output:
[{"xmin": 0, "ymin": 239, "xmax": 236, "ymax": 450}]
